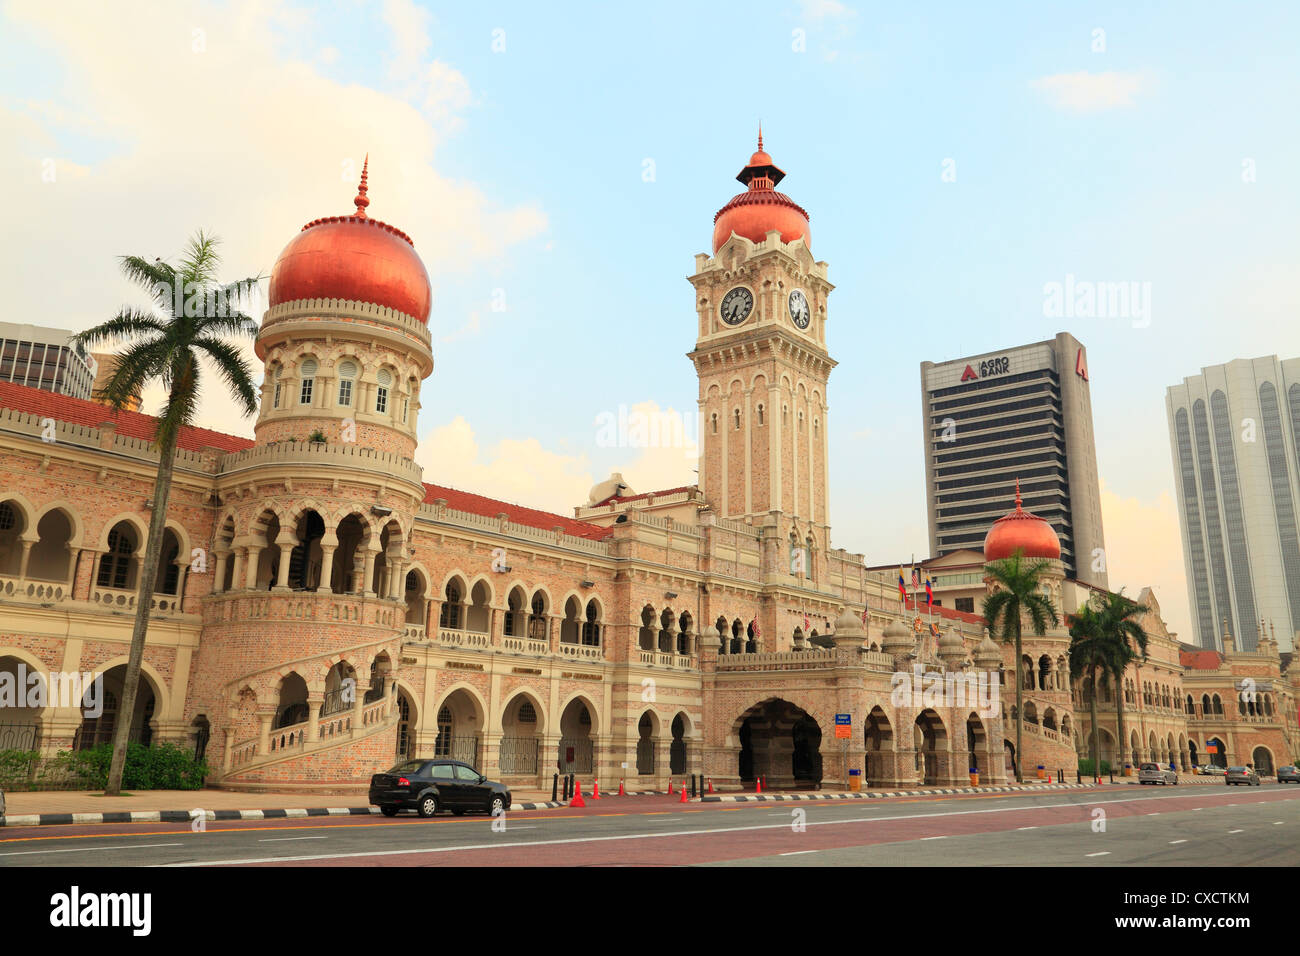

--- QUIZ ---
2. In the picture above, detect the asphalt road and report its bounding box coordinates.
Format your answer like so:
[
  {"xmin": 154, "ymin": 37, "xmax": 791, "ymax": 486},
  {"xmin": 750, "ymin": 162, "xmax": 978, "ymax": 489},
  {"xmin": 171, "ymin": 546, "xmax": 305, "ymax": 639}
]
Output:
[{"xmin": 2, "ymin": 784, "xmax": 1296, "ymax": 867}]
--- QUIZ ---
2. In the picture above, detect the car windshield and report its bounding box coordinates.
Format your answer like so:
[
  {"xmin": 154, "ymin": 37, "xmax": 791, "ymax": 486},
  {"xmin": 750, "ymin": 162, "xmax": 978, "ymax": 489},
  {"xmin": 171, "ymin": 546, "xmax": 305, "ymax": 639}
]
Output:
[{"xmin": 387, "ymin": 760, "xmax": 424, "ymax": 774}]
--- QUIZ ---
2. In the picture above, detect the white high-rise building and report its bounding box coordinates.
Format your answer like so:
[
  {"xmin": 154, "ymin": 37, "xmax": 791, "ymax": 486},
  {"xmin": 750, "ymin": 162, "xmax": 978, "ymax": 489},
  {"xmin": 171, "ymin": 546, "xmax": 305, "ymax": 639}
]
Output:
[{"xmin": 1166, "ymin": 356, "xmax": 1300, "ymax": 653}]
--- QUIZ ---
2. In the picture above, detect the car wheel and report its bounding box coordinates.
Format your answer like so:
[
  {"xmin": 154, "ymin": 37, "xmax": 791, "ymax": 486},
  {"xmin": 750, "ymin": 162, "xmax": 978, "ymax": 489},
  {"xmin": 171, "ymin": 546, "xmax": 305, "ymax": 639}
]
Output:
[
  {"xmin": 489, "ymin": 794, "xmax": 506, "ymax": 815},
  {"xmin": 380, "ymin": 806, "xmax": 400, "ymax": 817},
  {"xmin": 418, "ymin": 794, "xmax": 439, "ymax": 818}
]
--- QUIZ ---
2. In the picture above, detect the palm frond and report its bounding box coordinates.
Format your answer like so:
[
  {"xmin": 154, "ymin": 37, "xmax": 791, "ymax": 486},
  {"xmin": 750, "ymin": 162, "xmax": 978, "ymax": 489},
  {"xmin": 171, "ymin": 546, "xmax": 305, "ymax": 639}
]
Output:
[
  {"xmin": 94, "ymin": 338, "xmax": 170, "ymax": 410},
  {"xmin": 118, "ymin": 256, "xmax": 178, "ymax": 307},
  {"xmin": 193, "ymin": 337, "xmax": 258, "ymax": 416},
  {"xmin": 72, "ymin": 310, "xmax": 167, "ymax": 351},
  {"xmin": 179, "ymin": 230, "xmax": 222, "ymax": 285}
]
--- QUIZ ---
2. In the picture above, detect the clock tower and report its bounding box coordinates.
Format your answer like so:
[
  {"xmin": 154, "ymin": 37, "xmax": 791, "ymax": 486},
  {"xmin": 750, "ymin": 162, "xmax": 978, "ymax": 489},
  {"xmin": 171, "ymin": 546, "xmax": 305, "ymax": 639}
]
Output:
[{"xmin": 688, "ymin": 132, "xmax": 836, "ymax": 568}]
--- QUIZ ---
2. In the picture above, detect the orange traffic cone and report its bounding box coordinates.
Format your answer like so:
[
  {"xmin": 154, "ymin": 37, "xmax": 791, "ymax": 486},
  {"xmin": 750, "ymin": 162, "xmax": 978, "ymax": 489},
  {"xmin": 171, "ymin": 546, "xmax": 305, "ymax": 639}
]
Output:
[
  {"xmin": 570, "ymin": 779, "xmax": 586, "ymax": 808},
  {"xmin": 708, "ymin": 778, "xmax": 714, "ymax": 794},
  {"xmin": 756, "ymin": 777, "xmax": 763, "ymax": 794},
  {"xmin": 680, "ymin": 781, "xmax": 688, "ymax": 803},
  {"xmin": 593, "ymin": 779, "xmax": 601, "ymax": 799},
  {"xmin": 668, "ymin": 780, "xmax": 674, "ymax": 795},
  {"xmin": 618, "ymin": 779, "xmax": 625, "ymax": 796}
]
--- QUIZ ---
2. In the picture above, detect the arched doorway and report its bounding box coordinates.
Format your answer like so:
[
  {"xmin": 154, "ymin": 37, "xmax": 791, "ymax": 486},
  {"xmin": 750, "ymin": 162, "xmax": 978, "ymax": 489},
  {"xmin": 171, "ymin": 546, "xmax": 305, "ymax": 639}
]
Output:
[
  {"xmin": 914, "ymin": 709, "xmax": 947, "ymax": 785},
  {"xmin": 0, "ymin": 655, "xmax": 44, "ymax": 750},
  {"xmin": 636, "ymin": 710, "xmax": 658, "ymax": 775},
  {"xmin": 557, "ymin": 697, "xmax": 594, "ymax": 773},
  {"xmin": 500, "ymin": 692, "xmax": 543, "ymax": 776},
  {"xmin": 395, "ymin": 687, "xmax": 415, "ymax": 760},
  {"xmin": 734, "ymin": 699, "xmax": 822, "ymax": 790},
  {"xmin": 670, "ymin": 713, "xmax": 688, "ymax": 775},
  {"xmin": 966, "ymin": 713, "xmax": 988, "ymax": 778},
  {"xmin": 1188, "ymin": 739, "xmax": 1199, "ymax": 767},
  {"xmin": 864, "ymin": 705, "xmax": 893, "ymax": 787},
  {"xmin": 274, "ymin": 673, "xmax": 308, "ymax": 728},
  {"xmin": 76, "ymin": 665, "xmax": 156, "ymax": 749},
  {"xmin": 435, "ymin": 688, "xmax": 483, "ymax": 766},
  {"xmin": 1251, "ymin": 746, "xmax": 1273, "ymax": 775}
]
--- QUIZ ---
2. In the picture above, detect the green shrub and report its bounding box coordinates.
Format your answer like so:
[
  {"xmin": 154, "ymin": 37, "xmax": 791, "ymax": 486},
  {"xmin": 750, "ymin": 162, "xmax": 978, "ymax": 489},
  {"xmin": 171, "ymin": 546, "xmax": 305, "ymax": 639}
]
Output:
[
  {"xmin": 1077, "ymin": 758, "xmax": 1112, "ymax": 775},
  {"xmin": 42, "ymin": 742, "xmax": 208, "ymax": 791},
  {"xmin": 0, "ymin": 749, "xmax": 41, "ymax": 789}
]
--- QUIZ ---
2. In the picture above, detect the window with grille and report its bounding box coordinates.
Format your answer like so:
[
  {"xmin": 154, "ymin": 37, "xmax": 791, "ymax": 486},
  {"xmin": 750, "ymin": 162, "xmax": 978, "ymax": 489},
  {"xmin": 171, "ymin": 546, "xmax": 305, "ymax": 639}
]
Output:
[
  {"xmin": 97, "ymin": 527, "xmax": 134, "ymax": 589},
  {"xmin": 0, "ymin": 502, "xmax": 13, "ymax": 531},
  {"xmin": 376, "ymin": 370, "xmax": 392, "ymax": 413},
  {"xmin": 517, "ymin": 701, "xmax": 537, "ymax": 723},
  {"xmin": 439, "ymin": 584, "xmax": 461, "ymax": 628},
  {"xmin": 337, "ymin": 361, "xmax": 356, "ymax": 406}
]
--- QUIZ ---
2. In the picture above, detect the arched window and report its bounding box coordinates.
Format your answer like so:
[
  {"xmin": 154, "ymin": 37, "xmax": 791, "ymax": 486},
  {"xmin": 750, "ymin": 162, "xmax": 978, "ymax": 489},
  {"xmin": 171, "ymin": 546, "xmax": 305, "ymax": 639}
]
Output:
[
  {"xmin": 376, "ymin": 368, "xmax": 392, "ymax": 414},
  {"xmin": 517, "ymin": 700, "xmax": 537, "ymax": 723},
  {"xmin": 97, "ymin": 526, "xmax": 135, "ymax": 589},
  {"xmin": 439, "ymin": 582, "xmax": 461, "ymax": 629},
  {"xmin": 271, "ymin": 364, "xmax": 283, "ymax": 408},
  {"xmin": 734, "ymin": 408, "xmax": 741, "ymax": 430},
  {"xmin": 337, "ymin": 360, "xmax": 357, "ymax": 406},
  {"xmin": 711, "ymin": 413, "xmax": 718, "ymax": 434},
  {"xmin": 582, "ymin": 601, "xmax": 600, "ymax": 646},
  {"xmin": 757, "ymin": 403, "xmax": 765, "ymax": 426},
  {"xmin": 299, "ymin": 358, "xmax": 317, "ymax": 405}
]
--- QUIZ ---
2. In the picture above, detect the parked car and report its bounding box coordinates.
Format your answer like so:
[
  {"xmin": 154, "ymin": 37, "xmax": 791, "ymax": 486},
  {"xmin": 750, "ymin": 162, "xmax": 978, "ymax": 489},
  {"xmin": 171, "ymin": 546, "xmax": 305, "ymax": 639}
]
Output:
[
  {"xmin": 1225, "ymin": 766, "xmax": 1261, "ymax": 786},
  {"xmin": 1197, "ymin": 764, "xmax": 1227, "ymax": 776},
  {"xmin": 369, "ymin": 758, "xmax": 511, "ymax": 818},
  {"xmin": 1137, "ymin": 762, "xmax": 1178, "ymax": 785},
  {"xmin": 1277, "ymin": 766, "xmax": 1299, "ymax": 784}
]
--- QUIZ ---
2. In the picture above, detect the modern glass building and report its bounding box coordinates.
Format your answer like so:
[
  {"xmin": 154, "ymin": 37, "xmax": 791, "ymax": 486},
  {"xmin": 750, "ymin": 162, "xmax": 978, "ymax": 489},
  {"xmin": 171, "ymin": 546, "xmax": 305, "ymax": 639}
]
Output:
[
  {"xmin": 920, "ymin": 332, "xmax": 1107, "ymax": 587},
  {"xmin": 1167, "ymin": 356, "xmax": 1300, "ymax": 653},
  {"xmin": 0, "ymin": 323, "xmax": 97, "ymax": 401}
]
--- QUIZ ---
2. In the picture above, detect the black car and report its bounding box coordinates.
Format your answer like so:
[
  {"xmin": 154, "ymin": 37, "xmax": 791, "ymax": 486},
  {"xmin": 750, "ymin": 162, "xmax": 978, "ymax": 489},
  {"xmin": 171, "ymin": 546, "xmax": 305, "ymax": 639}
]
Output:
[{"xmin": 369, "ymin": 758, "xmax": 511, "ymax": 818}]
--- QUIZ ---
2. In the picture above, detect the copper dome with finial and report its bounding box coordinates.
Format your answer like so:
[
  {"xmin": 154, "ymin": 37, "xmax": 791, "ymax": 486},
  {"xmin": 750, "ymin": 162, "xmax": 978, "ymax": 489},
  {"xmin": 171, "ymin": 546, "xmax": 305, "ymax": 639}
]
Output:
[
  {"xmin": 712, "ymin": 126, "xmax": 811, "ymax": 253},
  {"xmin": 268, "ymin": 155, "xmax": 432, "ymax": 323},
  {"xmin": 983, "ymin": 479, "xmax": 1062, "ymax": 561}
]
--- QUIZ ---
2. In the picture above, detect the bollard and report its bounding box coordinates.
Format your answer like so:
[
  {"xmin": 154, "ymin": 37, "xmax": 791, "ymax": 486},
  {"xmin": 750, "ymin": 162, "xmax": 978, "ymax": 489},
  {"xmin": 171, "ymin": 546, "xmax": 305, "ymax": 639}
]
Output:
[{"xmin": 552, "ymin": 773, "xmax": 558, "ymax": 802}]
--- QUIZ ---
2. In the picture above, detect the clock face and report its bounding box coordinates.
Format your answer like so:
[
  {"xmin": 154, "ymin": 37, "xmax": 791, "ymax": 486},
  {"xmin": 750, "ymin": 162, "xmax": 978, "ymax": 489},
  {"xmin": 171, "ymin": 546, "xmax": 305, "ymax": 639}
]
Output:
[
  {"xmin": 720, "ymin": 287, "xmax": 753, "ymax": 326},
  {"xmin": 789, "ymin": 289, "xmax": 811, "ymax": 329}
]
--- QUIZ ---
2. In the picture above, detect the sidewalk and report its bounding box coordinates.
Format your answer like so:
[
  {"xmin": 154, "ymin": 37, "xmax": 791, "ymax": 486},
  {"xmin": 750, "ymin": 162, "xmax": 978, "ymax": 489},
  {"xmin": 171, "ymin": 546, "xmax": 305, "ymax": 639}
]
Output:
[{"xmin": 0, "ymin": 786, "xmax": 561, "ymax": 827}]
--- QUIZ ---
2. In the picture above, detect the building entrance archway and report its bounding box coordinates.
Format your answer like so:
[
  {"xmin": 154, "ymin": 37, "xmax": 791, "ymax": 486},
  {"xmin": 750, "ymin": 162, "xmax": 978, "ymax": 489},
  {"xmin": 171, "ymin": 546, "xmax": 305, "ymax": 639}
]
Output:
[{"xmin": 733, "ymin": 698, "xmax": 822, "ymax": 790}]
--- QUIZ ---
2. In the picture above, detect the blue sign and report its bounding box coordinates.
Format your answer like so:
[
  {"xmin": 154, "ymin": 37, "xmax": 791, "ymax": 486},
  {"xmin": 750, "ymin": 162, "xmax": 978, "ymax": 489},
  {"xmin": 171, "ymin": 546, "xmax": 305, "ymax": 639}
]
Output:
[{"xmin": 834, "ymin": 714, "xmax": 851, "ymax": 725}]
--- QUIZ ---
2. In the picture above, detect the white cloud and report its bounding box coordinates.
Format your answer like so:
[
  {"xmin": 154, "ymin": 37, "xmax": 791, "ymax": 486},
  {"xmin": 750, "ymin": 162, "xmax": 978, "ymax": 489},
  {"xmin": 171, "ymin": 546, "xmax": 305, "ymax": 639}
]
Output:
[
  {"xmin": 417, "ymin": 416, "xmax": 594, "ymax": 512},
  {"xmin": 1098, "ymin": 480, "xmax": 1192, "ymax": 643},
  {"xmin": 2, "ymin": 0, "xmax": 547, "ymax": 440},
  {"xmin": 1031, "ymin": 71, "xmax": 1147, "ymax": 112},
  {"xmin": 414, "ymin": 401, "xmax": 699, "ymax": 518},
  {"xmin": 797, "ymin": 0, "xmax": 854, "ymax": 20}
]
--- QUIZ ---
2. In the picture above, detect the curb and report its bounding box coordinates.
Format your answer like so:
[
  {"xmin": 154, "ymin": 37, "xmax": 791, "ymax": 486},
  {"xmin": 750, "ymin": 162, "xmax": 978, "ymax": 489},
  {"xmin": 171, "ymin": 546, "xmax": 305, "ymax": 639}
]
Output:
[
  {"xmin": 700, "ymin": 782, "xmax": 1096, "ymax": 803},
  {"xmin": 0, "ymin": 800, "xmax": 566, "ymax": 828}
]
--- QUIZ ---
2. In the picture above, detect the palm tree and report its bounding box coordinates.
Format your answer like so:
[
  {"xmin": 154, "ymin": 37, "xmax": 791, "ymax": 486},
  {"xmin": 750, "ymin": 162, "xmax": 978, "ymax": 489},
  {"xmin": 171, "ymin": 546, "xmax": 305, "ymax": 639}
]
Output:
[
  {"xmin": 73, "ymin": 232, "xmax": 260, "ymax": 795},
  {"xmin": 1068, "ymin": 605, "xmax": 1115, "ymax": 782},
  {"xmin": 982, "ymin": 552, "xmax": 1060, "ymax": 783},
  {"xmin": 1093, "ymin": 590, "xmax": 1149, "ymax": 774}
]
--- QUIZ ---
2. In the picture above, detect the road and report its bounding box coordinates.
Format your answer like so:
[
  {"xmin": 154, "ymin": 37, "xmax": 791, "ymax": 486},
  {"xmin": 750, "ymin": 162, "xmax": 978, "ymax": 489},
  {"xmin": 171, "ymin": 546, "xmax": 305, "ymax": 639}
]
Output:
[{"xmin": 2, "ymin": 784, "xmax": 1296, "ymax": 867}]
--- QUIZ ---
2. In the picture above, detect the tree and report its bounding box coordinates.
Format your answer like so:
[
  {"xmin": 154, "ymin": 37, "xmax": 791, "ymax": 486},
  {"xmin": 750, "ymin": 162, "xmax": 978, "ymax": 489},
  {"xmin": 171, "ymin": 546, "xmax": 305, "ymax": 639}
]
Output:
[
  {"xmin": 1092, "ymin": 590, "xmax": 1149, "ymax": 773},
  {"xmin": 1068, "ymin": 605, "xmax": 1115, "ymax": 781},
  {"xmin": 73, "ymin": 232, "xmax": 260, "ymax": 796},
  {"xmin": 982, "ymin": 552, "xmax": 1060, "ymax": 783}
]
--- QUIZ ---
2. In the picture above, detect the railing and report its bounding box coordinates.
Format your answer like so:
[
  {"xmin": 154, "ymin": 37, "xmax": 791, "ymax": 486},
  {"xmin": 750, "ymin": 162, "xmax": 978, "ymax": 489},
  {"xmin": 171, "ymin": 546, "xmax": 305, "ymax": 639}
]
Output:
[
  {"xmin": 402, "ymin": 623, "xmax": 426, "ymax": 641},
  {"xmin": 361, "ymin": 699, "xmax": 389, "ymax": 727},
  {"xmin": 498, "ymin": 736, "xmax": 539, "ymax": 775},
  {"xmin": 269, "ymin": 726, "xmax": 305, "ymax": 753},
  {"xmin": 318, "ymin": 713, "xmax": 352, "ymax": 740},
  {"xmin": 230, "ymin": 738, "xmax": 258, "ymax": 768},
  {"xmin": 437, "ymin": 628, "xmax": 490, "ymax": 648},
  {"xmin": 89, "ymin": 586, "xmax": 185, "ymax": 613},
  {"xmin": 716, "ymin": 649, "xmax": 837, "ymax": 670},
  {"xmin": 433, "ymin": 734, "xmax": 480, "ymax": 766},
  {"xmin": 558, "ymin": 737, "xmax": 593, "ymax": 774},
  {"xmin": 639, "ymin": 651, "xmax": 655, "ymax": 665},
  {"xmin": 0, "ymin": 576, "xmax": 69, "ymax": 604},
  {"xmin": 0, "ymin": 723, "xmax": 41, "ymax": 751},
  {"xmin": 558, "ymin": 642, "xmax": 603, "ymax": 660},
  {"xmin": 636, "ymin": 737, "xmax": 655, "ymax": 774},
  {"xmin": 503, "ymin": 636, "xmax": 549, "ymax": 654}
]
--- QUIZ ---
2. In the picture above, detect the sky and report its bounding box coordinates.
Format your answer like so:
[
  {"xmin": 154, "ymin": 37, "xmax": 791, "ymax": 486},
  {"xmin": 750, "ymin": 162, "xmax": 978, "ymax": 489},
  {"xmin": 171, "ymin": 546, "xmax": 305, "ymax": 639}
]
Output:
[{"xmin": 3, "ymin": 0, "xmax": 1299, "ymax": 646}]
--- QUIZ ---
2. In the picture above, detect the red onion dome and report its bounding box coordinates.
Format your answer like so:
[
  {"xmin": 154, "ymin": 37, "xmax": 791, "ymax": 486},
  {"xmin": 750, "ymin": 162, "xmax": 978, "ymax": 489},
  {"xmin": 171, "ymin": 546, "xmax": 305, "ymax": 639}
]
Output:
[
  {"xmin": 268, "ymin": 157, "xmax": 432, "ymax": 323},
  {"xmin": 983, "ymin": 480, "xmax": 1062, "ymax": 561}
]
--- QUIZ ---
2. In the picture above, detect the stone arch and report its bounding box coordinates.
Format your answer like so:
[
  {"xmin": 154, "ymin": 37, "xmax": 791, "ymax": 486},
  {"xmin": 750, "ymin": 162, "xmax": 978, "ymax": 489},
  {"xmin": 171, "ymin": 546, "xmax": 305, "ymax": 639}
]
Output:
[
  {"xmin": 1250, "ymin": 745, "xmax": 1274, "ymax": 775},
  {"xmin": 914, "ymin": 708, "xmax": 949, "ymax": 785},
  {"xmin": 87, "ymin": 656, "xmax": 171, "ymax": 727},
  {"xmin": 500, "ymin": 686, "xmax": 548, "ymax": 735},
  {"xmin": 34, "ymin": 500, "xmax": 86, "ymax": 550},
  {"xmin": 95, "ymin": 512, "xmax": 148, "ymax": 553}
]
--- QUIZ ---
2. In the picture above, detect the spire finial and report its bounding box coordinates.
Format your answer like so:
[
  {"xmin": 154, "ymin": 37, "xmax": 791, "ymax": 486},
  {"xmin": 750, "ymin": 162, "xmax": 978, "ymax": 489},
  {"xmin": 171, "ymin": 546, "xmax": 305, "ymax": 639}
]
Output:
[
  {"xmin": 1014, "ymin": 477, "xmax": 1022, "ymax": 510},
  {"xmin": 353, "ymin": 153, "xmax": 370, "ymax": 218},
  {"xmin": 757, "ymin": 121, "xmax": 763, "ymax": 152}
]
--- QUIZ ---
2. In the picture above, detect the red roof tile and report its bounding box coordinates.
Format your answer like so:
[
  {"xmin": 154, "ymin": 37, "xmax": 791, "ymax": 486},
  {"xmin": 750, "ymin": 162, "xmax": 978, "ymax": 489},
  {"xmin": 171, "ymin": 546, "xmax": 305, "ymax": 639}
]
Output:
[
  {"xmin": 901, "ymin": 596, "xmax": 985, "ymax": 626},
  {"xmin": 0, "ymin": 381, "xmax": 254, "ymax": 453},
  {"xmin": 590, "ymin": 485, "xmax": 695, "ymax": 508},
  {"xmin": 423, "ymin": 482, "xmax": 612, "ymax": 541},
  {"xmin": 1180, "ymin": 650, "xmax": 1224, "ymax": 670}
]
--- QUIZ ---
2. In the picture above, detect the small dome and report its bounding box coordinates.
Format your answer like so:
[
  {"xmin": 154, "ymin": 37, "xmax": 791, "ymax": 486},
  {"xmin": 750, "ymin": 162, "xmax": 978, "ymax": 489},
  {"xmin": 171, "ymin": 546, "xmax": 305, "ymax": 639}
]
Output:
[
  {"xmin": 268, "ymin": 158, "xmax": 432, "ymax": 323},
  {"xmin": 881, "ymin": 618, "xmax": 913, "ymax": 651},
  {"xmin": 973, "ymin": 634, "xmax": 1002, "ymax": 665},
  {"xmin": 712, "ymin": 130, "xmax": 810, "ymax": 253},
  {"xmin": 984, "ymin": 480, "xmax": 1061, "ymax": 562},
  {"xmin": 939, "ymin": 628, "xmax": 964, "ymax": 652}
]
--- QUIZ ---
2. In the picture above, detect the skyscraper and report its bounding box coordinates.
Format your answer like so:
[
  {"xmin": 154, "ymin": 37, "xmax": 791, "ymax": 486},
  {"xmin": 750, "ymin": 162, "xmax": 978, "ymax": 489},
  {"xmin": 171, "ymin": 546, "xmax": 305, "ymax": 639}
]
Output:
[
  {"xmin": 920, "ymin": 331, "xmax": 1107, "ymax": 587},
  {"xmin": 0, "ymin": 322, "xmax": 97, "ymax": 400},
  {"xmin": 1167, "ymin": 356, "xmax": 1300, "ymax": 653}
]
